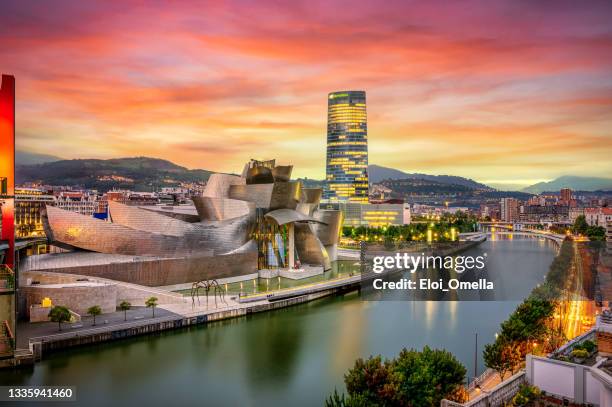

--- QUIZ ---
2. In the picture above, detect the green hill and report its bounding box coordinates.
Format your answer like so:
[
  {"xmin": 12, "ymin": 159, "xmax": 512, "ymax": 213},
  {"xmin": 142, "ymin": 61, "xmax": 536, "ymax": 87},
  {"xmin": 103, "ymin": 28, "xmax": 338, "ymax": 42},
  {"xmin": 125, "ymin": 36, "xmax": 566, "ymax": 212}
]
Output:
[
  {"xmin": 16, "ymin": 157, "xmax": 213, "ymax": 192},
  {"xmin": 368, "ymin": 164, "xmax": 492, "ymax": 190}
]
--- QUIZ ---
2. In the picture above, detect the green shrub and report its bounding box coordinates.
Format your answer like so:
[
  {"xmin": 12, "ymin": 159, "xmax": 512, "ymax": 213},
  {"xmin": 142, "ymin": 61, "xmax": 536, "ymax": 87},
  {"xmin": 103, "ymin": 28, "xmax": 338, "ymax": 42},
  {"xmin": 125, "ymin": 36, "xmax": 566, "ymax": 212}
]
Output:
[
  {"xmin": 511, "ymin": 384, "xmax": 540, "ymax": 406},
  {"xmin": 571, "ymin": 348, "xmax": 589, "ymax": 359},
  {"xmin": 580, "ymin": 340, "xmax": 596, "ymax": 353}
]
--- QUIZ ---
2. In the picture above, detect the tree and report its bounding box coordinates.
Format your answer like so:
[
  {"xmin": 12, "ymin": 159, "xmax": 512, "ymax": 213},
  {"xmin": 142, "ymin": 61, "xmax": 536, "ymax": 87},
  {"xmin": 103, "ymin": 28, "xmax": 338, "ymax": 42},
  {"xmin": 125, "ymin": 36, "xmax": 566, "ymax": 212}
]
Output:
[
  {"xmin": 483, "ymin": 340, "xmax": 516, "ymax": 381},
  {"xmin": 145, "ymin": 297, "xmax": 158, "ymax": 317},
  {"xmin": 394, "ymin": 346, "xmax": 466, "ymax": 407},
  {"xmin": 87, "ymin": 305, "xmax": 102, "ymax": 326},
  {"xmin": 48, "ymin": 306, "xmax": 71, "ymax": 331},
  {"xmin": 572, "ymin": 215, "xmax": 588, "ymax": 235},
  {"xmin": 329, "ymin": 346, "xmax": 466, "ymax": 407},
  {"xmin": 586, "ymin": 225, "xmax": 606, "ymax": 241},
  {"xmin": 119, "ymin": 301, "xmax": 131, "ymax": 321},
  {"xmin": 343, "ymin": 355, "xmax": 402, "ymax": 407}
]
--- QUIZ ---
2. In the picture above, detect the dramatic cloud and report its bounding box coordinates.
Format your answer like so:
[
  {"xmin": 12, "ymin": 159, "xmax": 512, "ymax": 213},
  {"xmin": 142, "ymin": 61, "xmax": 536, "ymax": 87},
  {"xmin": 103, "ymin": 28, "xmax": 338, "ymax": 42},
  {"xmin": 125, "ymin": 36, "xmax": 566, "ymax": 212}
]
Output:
[{"xmin": 1, "ymin": 0, "xmax": 611, "ymax": 187}]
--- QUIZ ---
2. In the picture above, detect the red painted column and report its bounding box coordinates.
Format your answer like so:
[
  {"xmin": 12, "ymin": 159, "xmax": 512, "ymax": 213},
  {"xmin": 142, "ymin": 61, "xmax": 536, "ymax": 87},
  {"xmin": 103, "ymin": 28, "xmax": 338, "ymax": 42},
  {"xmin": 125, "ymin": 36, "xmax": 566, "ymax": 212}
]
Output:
[{"xmin": 0, "ymin": 74, "xmax": 15, "ymax": 268}]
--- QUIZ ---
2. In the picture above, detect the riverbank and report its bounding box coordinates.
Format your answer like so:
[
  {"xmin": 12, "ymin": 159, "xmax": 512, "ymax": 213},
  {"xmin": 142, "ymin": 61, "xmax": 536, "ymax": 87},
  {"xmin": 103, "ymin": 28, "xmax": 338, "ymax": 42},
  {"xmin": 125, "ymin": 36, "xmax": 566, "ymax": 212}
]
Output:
[
  {"xmin": 1, "ymin": 236, "xmax": 558, "ymax": 406},
  {"xmin": 6, "ymin": 236, "xmax": 486, "ymax": 366}
]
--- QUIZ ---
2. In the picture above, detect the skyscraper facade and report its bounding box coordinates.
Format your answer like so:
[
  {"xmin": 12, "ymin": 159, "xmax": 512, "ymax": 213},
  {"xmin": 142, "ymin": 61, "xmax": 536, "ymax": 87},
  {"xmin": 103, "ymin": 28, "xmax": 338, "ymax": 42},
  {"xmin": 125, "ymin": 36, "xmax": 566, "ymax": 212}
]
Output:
[
  {"xmin": 500, "ymin": 197, "xmax": 519, "ymax": 222},
  {"xmin": 324, "ymin": 90, "xmax": 369, "ymax": 203}
]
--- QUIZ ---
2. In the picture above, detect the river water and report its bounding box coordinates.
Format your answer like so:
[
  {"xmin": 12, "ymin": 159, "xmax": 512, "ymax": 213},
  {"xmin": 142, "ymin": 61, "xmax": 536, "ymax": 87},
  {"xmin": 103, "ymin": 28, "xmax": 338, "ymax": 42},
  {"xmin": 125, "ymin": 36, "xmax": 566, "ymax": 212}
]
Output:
[{"xmin": 1, "ymin": 235, "xmax": 557, "ymax": 407}]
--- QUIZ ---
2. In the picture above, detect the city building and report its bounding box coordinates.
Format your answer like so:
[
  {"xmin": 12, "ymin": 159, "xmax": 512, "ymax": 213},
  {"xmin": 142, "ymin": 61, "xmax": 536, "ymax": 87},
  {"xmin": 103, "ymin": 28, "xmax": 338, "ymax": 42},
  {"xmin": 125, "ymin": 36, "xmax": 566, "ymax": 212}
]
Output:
[
  {"xmin": 585, "ymin": 207, "xmax": 612, "ymax": 228},
  {"xmin": 324, "ymin": 91, "xmax": 369, "ymax": 203},
  {"xmin": 520, "ymin": 204, "xmax": 570, "ymax": 223},
  {"xmin": 55, "ymin": 191, "xmax": 101, "ymax": 216},
  {"xmin": 479, "ymin": 202, "xmax": 501, "ymax": 220},
  {"xmin": 412, "ymin": 203, "xmax": 470, "ymax": 218},
  {"xmin": 500, "ymin": 197, "xmax": 520, "ymax": 222},
  {"xmin": 321, "ymin": 201, "xmax": 410, "ymax": 227},
  {"xmin": 22, "ymin": 159, "xmax": 343, "ymax": 287},
  {"xmin": 15, "ymin": 188, "xmax": 55, "ymax": 239},
  {"xmin": 569, "ymin": 207, "xmax": 585, "ymax": 223},
  {"xmin": 560, "ymin": 188, "xmax": 572, "ymax": 205},
  {"xmin": 103, "ymin": 190, "xmax": 159, "ymax": 206}
]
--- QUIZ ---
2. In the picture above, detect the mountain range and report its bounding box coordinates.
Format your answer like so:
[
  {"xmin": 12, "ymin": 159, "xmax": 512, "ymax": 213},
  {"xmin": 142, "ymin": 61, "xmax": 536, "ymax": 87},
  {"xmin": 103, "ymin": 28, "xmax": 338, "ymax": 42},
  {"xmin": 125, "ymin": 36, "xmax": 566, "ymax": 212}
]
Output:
[
  {"xmin": 15, "ymin": 150, "xmax": 63, "ymax": 166},
  {"xmin": 13, "ymin": 153, "xmax": 612, "ymax": 194},
  {"xmin": 367, "ymin": 164, "xmax": 492, "ymax": 190},
  {"xmin": 16, "ymin": 157, "xmax": 213, "ymax": 191},
  {"xmin": 521, "ymin": 176, "xmax": 612, "ymax": 194}
]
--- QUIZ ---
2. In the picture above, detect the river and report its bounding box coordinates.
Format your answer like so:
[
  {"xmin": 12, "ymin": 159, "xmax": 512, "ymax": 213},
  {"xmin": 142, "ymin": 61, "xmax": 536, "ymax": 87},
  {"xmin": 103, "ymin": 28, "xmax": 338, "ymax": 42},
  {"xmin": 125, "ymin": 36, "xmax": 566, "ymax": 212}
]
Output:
[{"xmin": 0, "ymin": 235, "xmax": 557, "ymax": 406}]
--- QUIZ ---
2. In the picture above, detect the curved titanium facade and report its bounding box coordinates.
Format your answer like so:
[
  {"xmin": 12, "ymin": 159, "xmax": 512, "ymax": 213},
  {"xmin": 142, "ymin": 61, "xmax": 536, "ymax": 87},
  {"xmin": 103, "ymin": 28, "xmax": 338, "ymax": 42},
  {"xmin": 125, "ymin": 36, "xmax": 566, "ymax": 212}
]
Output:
[
  {"xmin": 324, "ymin": 90, "xmax": 369, "ymax": 203},
  {"xmin": 264, "ymin": 208, "xmax": 325, "ymax": 226},
  {"xmin": 36, "ymin": 158, "xmax": 342, "ymax": 285},
  {"xmin": 202, "ymin": 173, "xmax": 245, "ymax": 198},
  {"xmin": 294, "ymin": 223, "xmax": 331, "ymax": 270},
  {"xmin": 271, "ymin": 165, "xmax": 292, "ymax": 182},
  {"xmin": 45, "ymin": 204, "xmax": 253, "ymax": 257},
  {"xmin": 192, "ymin": 196, "xmax": 252, "ymax": 221},
  {"xmin": 313, "ymin": 210, "xmax": 343, "ymax": 246}
]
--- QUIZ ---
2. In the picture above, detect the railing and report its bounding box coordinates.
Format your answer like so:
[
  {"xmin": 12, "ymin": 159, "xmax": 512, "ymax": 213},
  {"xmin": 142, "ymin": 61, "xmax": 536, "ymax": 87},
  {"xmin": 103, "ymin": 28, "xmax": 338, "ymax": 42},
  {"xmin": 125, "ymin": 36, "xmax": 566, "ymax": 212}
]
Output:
[
  {"xmin": 0, "ymin": 319, "xmax": 15, "ymax": 357},
  {"xmin": 441, "ymin": 371, "xmax": 526, "ymax": 407},
  {"xmin": 0, "ymin": 264, "xmax": 15, "ymax": 292},
  {"xmin": 467, "ymin": 368, "xmax": 496, "ymax": 393},
  {"xmin": 549, "ymin": 327, "xmax": 596, "ymax": 358}
]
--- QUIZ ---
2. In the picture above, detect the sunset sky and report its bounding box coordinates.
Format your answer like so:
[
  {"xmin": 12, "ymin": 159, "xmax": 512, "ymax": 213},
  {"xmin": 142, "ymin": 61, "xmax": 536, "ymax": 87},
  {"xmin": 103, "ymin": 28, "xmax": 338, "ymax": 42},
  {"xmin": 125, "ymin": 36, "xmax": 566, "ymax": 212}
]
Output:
[{"xmin": 1, "ymin": 0, "xmax": 611, "ymax": 189}]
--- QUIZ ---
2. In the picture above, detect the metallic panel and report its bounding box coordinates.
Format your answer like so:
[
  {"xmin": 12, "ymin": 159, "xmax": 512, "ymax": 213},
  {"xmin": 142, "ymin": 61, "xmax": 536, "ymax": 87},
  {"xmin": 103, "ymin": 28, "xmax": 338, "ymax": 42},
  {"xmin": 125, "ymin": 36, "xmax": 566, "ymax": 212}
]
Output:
[
  {"xmin": 109, "ymin": 201, "xmax": 196, "ymax": 237},
  {"xmin": 271, "ymin": 165, "xmax": 292, "ymax": 182},
  {"xmin": 22, "ymin": 251, "xmax": 258, "ymax": 287},
  {"xmin": 294, "ymin": 223, "xmax": 331, "ymax": 270},
  {"xmin": 203, "ymin": 173, "xmax": 245, "ymax": 198},
  {"xmin": 245, "ymin": 166, "xmax": 274, "ymax": 184},
  {"xmin": 301, "ymin": 188, "xmax": 322, "ymax": 204},
  {"xmin": 140, "ymin": 206, "xmax": 201, "ymax": 223},
  {"xmin": 44, "ymin": 205, "xmax": 253, "ymax": 257},
  {"xmin": 44, "ymin": 206, "xmax": 200, "ymax": 257},
  {"xmin": 270, "ymin": 181, "xmax": 301, "ymax": 210},
  {"xmin": 229, "ymin": 184, "xmax": 274, "ymax": 208},
  {"xmin": 192, "ymin": 196, "xmax": 252, "ymax": 221},
  {"xmin": 296, "ymin": 203, "xmax": 317, "ymax": 217},
  {"xmin": 313, "ymin": 210, "xmax": 343, "ymax": 246},
  {"xmin": 264, "ymin": 208, "xmax": 326, "ymax": 226},
  {"xmin": 228, "ymin": 182, "xmax": 301, "ymax": 210}
]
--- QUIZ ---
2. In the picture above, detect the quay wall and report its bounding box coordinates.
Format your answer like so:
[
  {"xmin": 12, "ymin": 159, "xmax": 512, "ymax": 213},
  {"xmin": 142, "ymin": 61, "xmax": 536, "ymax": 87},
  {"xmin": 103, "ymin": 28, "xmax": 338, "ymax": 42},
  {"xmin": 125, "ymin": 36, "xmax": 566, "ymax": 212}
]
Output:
[{"xmin": 29, "ymin": 285, "xmax": 353, "ymax": 357}]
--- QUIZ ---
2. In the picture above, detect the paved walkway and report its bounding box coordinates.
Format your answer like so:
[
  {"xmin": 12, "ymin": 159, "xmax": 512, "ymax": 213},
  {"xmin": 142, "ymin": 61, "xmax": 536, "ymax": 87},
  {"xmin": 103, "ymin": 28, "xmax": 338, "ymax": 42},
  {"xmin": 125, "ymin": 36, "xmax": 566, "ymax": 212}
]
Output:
[
  {"xmin": 468, "ymin": 369, "xmax": 502, "ymax": 400},
  {"xmin": 17, "ymin": 306, "xmax": 181, "ymax": 348}
]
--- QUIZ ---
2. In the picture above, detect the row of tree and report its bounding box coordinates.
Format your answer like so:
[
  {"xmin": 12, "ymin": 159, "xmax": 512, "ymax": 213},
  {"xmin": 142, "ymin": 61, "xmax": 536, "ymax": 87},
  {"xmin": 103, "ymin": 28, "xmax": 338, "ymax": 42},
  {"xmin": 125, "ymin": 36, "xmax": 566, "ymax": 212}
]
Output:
[
  {"xmin": 48, "ymin": 297, "xmax": 159, "ymax": 331},
  {"xmin": 483, "ymin": 239, "xmax": 574, "ymax": 380},
  {"xmin": 571, "ymin": 215, "xmax": 606, "ymax": 241},
  {"xmin": 342, "ymin": 212, "xmax": 479, "ymax": 243}
]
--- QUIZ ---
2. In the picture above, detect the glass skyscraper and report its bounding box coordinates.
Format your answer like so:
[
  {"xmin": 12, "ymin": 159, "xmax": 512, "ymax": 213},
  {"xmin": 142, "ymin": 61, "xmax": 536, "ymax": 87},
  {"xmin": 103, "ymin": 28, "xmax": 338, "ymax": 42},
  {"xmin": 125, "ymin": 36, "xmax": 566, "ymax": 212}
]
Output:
[{"xmin": 324, "ymin": 90, "xmax": 369, "ymax": 202}]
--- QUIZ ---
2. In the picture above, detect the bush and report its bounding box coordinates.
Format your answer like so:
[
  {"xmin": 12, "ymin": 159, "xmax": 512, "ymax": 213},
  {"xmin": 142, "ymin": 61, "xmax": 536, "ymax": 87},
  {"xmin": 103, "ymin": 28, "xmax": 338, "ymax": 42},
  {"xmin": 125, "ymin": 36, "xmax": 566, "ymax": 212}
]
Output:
[
  {"xmin": 571, "ymin": 348, "xmax": 589, "ymax": 359},
  {"xmin": 329, "ymin": 346, "xmax": 466, "ymax": 407},
  {"xmin": 579, "ymin": 340, "xmax": 596, "ymax": 353},
  {"xmin": 511, "ymin": 384, "xmax": 541, "ymax": 406}
]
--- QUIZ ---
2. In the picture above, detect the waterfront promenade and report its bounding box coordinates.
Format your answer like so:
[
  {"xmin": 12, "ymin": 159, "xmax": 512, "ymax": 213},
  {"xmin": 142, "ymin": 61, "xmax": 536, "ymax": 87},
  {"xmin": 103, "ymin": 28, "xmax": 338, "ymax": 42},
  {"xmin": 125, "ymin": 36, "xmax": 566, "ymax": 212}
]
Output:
[{"xmin": 16, "ymin": 237, "xmax": 487, "ymax": 359}]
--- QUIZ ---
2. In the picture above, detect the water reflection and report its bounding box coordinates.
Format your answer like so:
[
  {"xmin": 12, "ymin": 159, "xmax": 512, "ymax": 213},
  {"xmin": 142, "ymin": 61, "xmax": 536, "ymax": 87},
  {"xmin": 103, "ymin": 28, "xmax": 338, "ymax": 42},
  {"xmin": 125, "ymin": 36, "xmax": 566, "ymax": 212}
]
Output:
[{"xmin": 0, "ymin": 236, "xmax": 557, "ymax": 407}]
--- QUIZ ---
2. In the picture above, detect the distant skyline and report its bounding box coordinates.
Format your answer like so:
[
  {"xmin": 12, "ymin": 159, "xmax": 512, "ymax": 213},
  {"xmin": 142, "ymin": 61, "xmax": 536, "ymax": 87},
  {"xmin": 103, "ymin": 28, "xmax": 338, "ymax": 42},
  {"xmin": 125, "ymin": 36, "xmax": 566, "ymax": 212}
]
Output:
[{"xmin": 2, "ymin": 0, "xmax": 612, "ymax": 189}]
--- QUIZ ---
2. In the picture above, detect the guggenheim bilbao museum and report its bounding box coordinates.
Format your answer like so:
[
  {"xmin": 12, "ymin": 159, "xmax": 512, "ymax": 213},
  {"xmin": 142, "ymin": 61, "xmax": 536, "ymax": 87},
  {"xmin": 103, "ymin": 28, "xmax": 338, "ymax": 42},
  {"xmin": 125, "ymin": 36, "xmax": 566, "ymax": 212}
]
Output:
[{"xmin": 22, "ymin": 160, "xmax": 343, "ymax": 287}]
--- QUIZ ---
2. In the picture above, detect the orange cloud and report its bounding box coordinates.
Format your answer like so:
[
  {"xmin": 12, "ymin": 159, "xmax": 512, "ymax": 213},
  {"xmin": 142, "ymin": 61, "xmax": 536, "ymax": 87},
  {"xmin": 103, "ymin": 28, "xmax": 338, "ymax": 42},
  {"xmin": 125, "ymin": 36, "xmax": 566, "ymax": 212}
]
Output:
[{"xmin": 0, "ymin": 0, "xmax": 611, "ymax": 186}]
